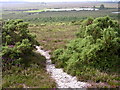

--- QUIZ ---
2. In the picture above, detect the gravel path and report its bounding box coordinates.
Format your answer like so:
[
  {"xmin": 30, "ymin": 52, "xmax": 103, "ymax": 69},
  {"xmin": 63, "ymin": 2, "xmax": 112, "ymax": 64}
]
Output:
[{"xmin": 36, "ymin": 46, "xmax": 91, "ymax": 88}]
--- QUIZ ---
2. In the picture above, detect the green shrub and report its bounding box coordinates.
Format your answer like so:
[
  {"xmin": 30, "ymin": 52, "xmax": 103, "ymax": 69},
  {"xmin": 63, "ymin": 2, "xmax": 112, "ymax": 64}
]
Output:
[
  {"xmin": 52, "ymin": 16, "xmax": 120, "ymax": 86},
  {"xmin": 2, "ymin": 19, "xmax": 39, "ymax": 70}
]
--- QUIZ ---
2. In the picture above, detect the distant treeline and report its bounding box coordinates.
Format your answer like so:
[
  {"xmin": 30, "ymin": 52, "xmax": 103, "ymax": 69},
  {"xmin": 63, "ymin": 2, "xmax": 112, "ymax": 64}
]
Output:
[{"xmin": 4, "ymin": 9, "xmax": 39, "ymax": 11}]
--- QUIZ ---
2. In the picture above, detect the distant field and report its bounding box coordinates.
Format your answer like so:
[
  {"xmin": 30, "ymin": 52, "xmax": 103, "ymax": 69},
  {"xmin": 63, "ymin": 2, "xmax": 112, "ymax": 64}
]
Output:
[
  {"xmin": 25, "ymin": 10, "xmax": 45, "ymax": 13},
  {"xmin": 2, "ymin": 2, "xmax": 119, "ymax": 23},
  {"xmin": 2, "ymin": 9, "xmax": 118, "ymax": 23},
  {"xmin": 2, "ymin": 2, "xmax": 118, "ymax": 10}
]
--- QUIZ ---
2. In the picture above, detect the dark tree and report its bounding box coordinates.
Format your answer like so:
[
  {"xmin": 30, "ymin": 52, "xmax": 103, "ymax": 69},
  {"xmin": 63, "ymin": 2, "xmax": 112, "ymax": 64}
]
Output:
[{"xmin": 100, "ymin": 4, "xmax": 105, "ymax": 9}]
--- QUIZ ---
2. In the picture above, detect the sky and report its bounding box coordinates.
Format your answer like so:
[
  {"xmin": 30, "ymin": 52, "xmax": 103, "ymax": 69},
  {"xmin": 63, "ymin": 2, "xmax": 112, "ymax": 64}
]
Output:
[{"xmin": 0, "ymin": 0, "xmax": 119, "ymax": 2}]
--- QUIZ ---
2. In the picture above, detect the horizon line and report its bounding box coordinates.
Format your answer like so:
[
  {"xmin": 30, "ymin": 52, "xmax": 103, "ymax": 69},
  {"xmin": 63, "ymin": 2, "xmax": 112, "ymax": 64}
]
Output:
[{"xmin": 0, "ymin": 1, "xmax": 119, "ymax": 3}]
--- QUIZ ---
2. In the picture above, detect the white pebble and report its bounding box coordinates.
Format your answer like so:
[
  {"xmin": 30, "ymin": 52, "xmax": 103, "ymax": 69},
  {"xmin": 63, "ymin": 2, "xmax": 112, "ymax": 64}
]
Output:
[{"xmin": 36, "ymin": 46, "xmax": 91, "ymax": 88}]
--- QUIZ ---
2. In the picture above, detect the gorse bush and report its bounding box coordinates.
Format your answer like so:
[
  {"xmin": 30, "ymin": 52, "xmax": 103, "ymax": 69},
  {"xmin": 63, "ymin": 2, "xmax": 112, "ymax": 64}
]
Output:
[
  {"xmin": 2, "ymin": 19, "xmax": 39, "ymax": 70},
  {"xmin": 52, "ymin": 16, "xmax": 120, "ymax": 85}
]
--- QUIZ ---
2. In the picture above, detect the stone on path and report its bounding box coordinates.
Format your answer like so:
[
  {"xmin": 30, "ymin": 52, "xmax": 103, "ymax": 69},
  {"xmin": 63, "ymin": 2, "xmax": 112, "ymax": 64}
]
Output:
[{"xmin": 36, "ymin": 46, "xmax": 91, "ymax": 88}]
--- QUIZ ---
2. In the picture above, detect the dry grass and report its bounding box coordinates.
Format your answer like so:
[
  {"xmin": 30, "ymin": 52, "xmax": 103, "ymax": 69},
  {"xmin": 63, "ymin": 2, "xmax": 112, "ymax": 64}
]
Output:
[{"xmin": 29, "ymin": 23, "xmax": 79, "ymax": 51}]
